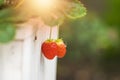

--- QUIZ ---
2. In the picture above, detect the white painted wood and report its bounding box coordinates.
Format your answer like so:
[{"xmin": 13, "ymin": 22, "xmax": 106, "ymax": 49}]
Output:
[
  {"xmin": 15, "ymin": 22, "xmax": 35, "ymax": 40},
  {"xmin": 43, "ymin": 26, "xmax": 58, "ymax": 80},
  {"xmin": 0, "ymin": 23, "xmax": 35, "ymax": 80},
  {"xmin": 0, "ymin": 21, "xmax": 58, "ymax": 80},
  {"xmin": 22, "ymin": 37, "xmax": 34, "ymax": 80},
  {"xmin": 21, "ymin": 24, "xmax": 35, "ymax": 80},
  {"xmin": 0, "ymin": 46, "xmax": 3, "ymax": 79},
  {"xmin": 0, "ymin": 42, "xmax": 23, "ymax": 80},
  {"xmin": 34, "ymin": 22, "xmax": 58, "ymax": 80}
]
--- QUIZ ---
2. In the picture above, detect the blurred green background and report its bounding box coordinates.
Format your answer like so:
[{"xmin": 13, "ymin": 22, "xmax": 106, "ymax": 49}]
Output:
[{"xmin": 57, "ymin": 0, "xmax": 120, "ymax": 80}]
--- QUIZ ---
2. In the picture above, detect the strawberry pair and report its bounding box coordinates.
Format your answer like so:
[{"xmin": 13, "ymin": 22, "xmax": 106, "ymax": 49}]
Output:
[{"xmin": 41, "ymin": 39, "xmax": 66, "ymax": 60}]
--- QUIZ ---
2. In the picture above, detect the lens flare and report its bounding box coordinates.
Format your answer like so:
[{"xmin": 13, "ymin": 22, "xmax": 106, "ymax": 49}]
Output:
[
  {"xmin": 39, "ymin": 0, "xmax": 54, "ymax": 8},
  {"xmin": 28, "ymin": 0, "xmax": 57, "ymax": 12}
]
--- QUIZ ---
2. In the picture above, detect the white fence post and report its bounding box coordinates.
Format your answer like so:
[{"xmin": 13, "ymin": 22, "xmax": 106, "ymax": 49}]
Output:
[
  {"xmin": 35, "ymin": 24, "xmax": 58, "ymax": 80},
  {"xmin": 43, "ymin": 26, "xmax": 58, "ymax": 80},
  {"xmin": 0, "ymin": 21, "xmax": 58, "ymax": 80}
]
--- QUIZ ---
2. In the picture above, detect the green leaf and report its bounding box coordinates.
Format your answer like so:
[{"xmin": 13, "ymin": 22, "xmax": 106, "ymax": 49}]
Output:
[
  {"xmin": 39, "ymin": 0, "xmax": 87, "ymax": 26},
  {"xmin": 0, "ymin": 0, "xmax": 4, "ymax": 5},
  {"xmin": 0, "ymin": 23, "xmax": 16, "ymax": 43},
  {"xmin": 0, "ymin": 0, "xmax": 86, "ymax": 27},
  {"xmin": 0, "ymin": 8, "xmax": 15, "ymax": 19},
  {"xmin": 66, "ymin": 1, "xmax": 87, "ymax": 19},
  {"xmin": 0, "ymin": 8, "xmax": 29, "ymax": 23}
]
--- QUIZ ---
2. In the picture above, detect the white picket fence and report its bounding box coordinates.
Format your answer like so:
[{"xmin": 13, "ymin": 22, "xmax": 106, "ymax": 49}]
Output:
[{"xmin": 0, "ymin": 20, "xmax": 58, "ymax": 80}]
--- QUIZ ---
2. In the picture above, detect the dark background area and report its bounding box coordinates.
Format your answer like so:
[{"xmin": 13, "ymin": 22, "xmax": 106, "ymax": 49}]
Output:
[{"xmin": 57, "ymin": 0, "xmax": 120, "ymax": 80}]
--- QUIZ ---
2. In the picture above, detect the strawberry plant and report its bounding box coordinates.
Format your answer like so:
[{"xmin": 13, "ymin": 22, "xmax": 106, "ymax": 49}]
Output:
[{"xmin": 0, "ymin": 0, "xmax": 86, "ymax": 43}]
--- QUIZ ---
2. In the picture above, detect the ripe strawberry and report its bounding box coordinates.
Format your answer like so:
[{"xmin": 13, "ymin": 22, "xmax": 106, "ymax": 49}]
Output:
[
  {"xmin": 56, "ymin": 39, "xmax": 66, "ymax": 58},
  {"xmin": 41, "ymin": 39, "xmax": 58, "ymax": 60}
]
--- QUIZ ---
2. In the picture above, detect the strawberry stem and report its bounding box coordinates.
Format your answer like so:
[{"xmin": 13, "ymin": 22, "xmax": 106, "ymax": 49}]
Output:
[
  {"xmin": 14, "ymin": 0, "xmax": 25, "ymax": 9},
  {"xmin": 49, "ymin": 24, "xmax": 59, "ymax": 39},
  {"xmin": 49, "ymin": 27, "xmax": 52, "ymax": 39},
  {"xmin": 57, "ymin": 24, "xmax": 60, "ymax": 39}
]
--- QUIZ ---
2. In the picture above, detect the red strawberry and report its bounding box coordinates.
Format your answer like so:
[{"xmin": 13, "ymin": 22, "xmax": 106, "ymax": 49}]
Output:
[
  {"xmin": 56, "ymin": 39, "xmax": 66, "ymax": 58},
  {"xmin": 41, "ymin": 39, "xmax": 58, "ymax": 60}
]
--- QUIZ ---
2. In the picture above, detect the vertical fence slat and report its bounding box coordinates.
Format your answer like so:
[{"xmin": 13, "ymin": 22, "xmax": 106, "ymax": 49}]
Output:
[
  {"xmin": 44, "ymin": 26, "xmax": 58, "ymax": 80},
  {"xmin": 36, "ymin": 24, "xmax": 51, "ymax": 80},
  {"xmin": 31, "ymin": 23, "xmax": 43, "ymax": 80},
  {"xmin": 35, "ymin": 24, "xmax": 58, "ymax": 80},
  {"xmin": 0, "ymin": 46, "xmax": 3, "ymax": 80},
  {"xmin": 1, "ymin": 42, "xmax": 23, "ymax": 80},
  {"xmin": 0, "ymin": 22, "xmax": 58, "ymax": 80},
  {"xmin": 21, "ymin": 24, "xmax": 35, "ymax": 80}
]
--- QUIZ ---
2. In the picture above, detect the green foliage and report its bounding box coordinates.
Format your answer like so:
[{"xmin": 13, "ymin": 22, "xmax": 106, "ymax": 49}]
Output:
[
  {"xmin": 38, "ymin": 0, "xmax": 86, "ymax": 26},
  {"xmin": 60, "ymin": 14, "xmax": 117, "ymax": 62},
  {"xmin": 0, "ymin": 8, "xmax": 16, "ymax": 43},
  {"xmin": 103, "ymin": 0, "xmax": 120, "ymax": 27},
  {"xmin": 0, "ymin": 7, "xmax": 27, "ymax": 43},
  {"xmin": 57, "ymin": 0, "xmax": 120, "ymax": 78},
  {"xmin": 0, "ymin": 0, "xmax": 86, "ymax": 43},
  {"xmin": 0, "ymin": 8, "xmax": 15, "ymax": 21},
  {"xmin": 100, "ymin": 0, "xmax": 120, "ymax": 71},
  {"xmin": 0, "ymin": 7, "xmax": 29, "ymax": 22},
  {"xmin": 0, "ymin": 0, "xmax": 4, "ymax": 5},
  {"xmin": 0, "ymin": 23, "xmax": 16, "ymax": 43},
  {"xmin": 66, "ymin": 1, "xmax": 86, "ymax": 19}
]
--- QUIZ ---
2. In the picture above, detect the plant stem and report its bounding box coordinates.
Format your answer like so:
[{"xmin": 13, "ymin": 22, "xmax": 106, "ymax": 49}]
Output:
[
  {"xmin": 57, "ymin": 24, "xmax": 60, "ymax": 39},
  {"xmin": 14, "ymin": 0, "xmax": 25, "ymax": 9},
  {"xmin": 49, "ymin": 27, "xmax": 52, "ymax": 39}
]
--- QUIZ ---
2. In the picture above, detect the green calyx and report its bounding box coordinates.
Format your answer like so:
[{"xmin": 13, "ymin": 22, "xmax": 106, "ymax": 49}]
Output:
[
  {"xmin": 55, "ymin": 39, "xmax": 64, "ymax": 44},
  {"xmin": 45, "ymin": 39, "xmax": 63, "ymax": 44},
  {"xmin": 45, "ymin": 39, "xmax": 56, "ymax": 42}
]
